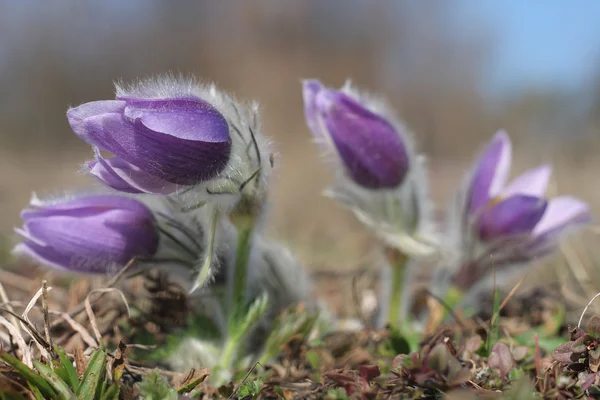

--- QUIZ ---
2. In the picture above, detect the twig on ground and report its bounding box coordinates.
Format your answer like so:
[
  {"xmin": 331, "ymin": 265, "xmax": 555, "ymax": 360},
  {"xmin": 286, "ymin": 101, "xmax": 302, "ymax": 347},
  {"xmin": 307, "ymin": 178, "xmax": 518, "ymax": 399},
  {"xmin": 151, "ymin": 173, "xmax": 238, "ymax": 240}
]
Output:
[
  {"xmin": 85, "ymin": 288, "xmax": 130, "ymax": 348},
  {"xmin": 50, "ymin": 258, "xmax": 136, "ymax": 330},
  {"xmin": 351, "ymin": 275, "xmax": 370, "ymax": 330},
  {"xmin": 490, "ymin": 275, "xmax": 526, "ymax": 327},
  {"xmin": 229, "ymin": 362, "xmax": 263, "ymax": 399},
  {"xmin": 41, "ymin": 280, "xmax": 53, "ymax": 354},
  {"xmin": 423, "ymin": 289, "xmax": 467, "ymax": 330}
]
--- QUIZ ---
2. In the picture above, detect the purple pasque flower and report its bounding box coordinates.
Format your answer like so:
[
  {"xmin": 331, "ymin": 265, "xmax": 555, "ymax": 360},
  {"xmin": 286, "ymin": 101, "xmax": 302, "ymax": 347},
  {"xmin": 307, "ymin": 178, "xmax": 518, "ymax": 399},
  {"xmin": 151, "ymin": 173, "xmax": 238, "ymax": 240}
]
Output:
[
  {"xmin": 303, "ymin": 80, "xmax": 409, "ymax": 189},
  {"xmin": 14, "ymin": 194, "xmax": 159, "ymax": 274},
  {"xmin": 68, "ymin": 85, "xmax": 232, "ymax": 194},
  {"xmin": 467, "ymin": 130, "xmax": 591, "ymax": 249}
]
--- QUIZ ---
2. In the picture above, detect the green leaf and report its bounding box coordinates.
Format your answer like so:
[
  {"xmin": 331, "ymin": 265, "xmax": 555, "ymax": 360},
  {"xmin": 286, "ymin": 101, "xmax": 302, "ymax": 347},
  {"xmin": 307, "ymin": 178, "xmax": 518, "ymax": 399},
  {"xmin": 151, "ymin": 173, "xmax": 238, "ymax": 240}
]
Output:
[
  {"xmin": 176, "ymin": 369, "xmax": 209, "ymax": 394},
  {"xmin": 382, "ymin": 325, "xmax": 411, "ymax": 355},
  {"xmin": 259, "ymin": 307, "xmax": 320, "ymax": 365},
  {"xmin": 137, "ymin": 371, "xmax": 178, "ymax": 400},
  {"xmin": 306, "ymin": 350, "xmax": 321, "ymax": 371},
  {"xmin": 0, "ymin": 352, "xmax": 57, "ymax": 398},
  {"xmin": 99, "ymin": 383, "xmax": 120, "ymax": 400},
  {"xmin": 75, "ymin": 349, "xmax": 107, "ymax": 399},
  {"xmin": 33, "ymin": 361, "xmax": 75, "ymax": 400},
  {"xmin": 231, "ymin": 292, "xmax": 269, "ymax": 340},
  {"xmin": 27, "ymin": 383, "xmax": 46, "ymax": 400},
  {"xmin": 325, "ymin": 388, "xmax": 350, "ymax": 400},
  {"xmin": 54, "ymin": 346, "xmax": 80, "ymax": 390},
  {"xmin": 237, "ymin": 378, "xmax": 263, "ymax": 399}
]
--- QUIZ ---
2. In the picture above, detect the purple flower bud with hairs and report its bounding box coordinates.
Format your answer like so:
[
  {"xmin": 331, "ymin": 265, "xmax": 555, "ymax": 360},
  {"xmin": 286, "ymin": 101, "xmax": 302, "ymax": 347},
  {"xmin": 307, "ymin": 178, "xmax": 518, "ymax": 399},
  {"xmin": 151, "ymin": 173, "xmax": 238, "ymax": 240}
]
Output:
[
  {"xmin": 301, "ymin": 79, "xmax": 437, "ymax": 259},
  {"xmin": 13, "ymin": 194, "xmax": 159, "ymax": 274},
  {"xmin": 302, "ymin": 80, "xmax": 437, "ymax": 328},
  {"xmin": 438, "ymin": 130, "xmax": 592, "ymax": 301},
  {"xmin": 67, "ymin": 78, "xmax": 232, "ymax": 194},
  {"xmin": 303, "ymin": 80, "xmax": 409, "ymax": 189}
]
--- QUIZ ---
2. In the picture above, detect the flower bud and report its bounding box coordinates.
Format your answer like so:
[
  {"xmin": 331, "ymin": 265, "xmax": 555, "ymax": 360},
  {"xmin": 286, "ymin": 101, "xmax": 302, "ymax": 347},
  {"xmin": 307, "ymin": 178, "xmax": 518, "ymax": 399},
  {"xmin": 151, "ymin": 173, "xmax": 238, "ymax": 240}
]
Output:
[
  {"xmin": 68, "ymin": 80, "xmax": 232, "ymax": 193},
  {"xmin": 302, "ymin": 79, "xmax": 437, "ymax": 259},
  {"xmin": 303, "ymin": 80, "xmax": 409, "ymax": 189},
  {"xmin": 14, "ymin": 194, "xmax": 159, "ymax": 274}
]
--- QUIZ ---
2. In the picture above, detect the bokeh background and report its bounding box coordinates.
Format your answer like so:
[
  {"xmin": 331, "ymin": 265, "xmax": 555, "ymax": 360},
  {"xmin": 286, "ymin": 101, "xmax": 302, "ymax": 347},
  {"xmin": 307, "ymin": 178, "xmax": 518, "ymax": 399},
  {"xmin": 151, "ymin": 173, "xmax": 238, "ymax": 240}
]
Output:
[{"xmin": 2, "ymin": 2, "xmax": 600, "ymax": 302}]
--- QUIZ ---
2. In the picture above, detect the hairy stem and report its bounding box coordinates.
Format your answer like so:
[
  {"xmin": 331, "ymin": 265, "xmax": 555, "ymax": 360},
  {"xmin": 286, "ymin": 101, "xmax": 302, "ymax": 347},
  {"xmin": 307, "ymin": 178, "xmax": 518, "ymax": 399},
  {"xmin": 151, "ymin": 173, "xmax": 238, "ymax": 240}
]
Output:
[
  {"xmin": 386, "ymin": 249, "xmax": 408, "ymax": 327},
  {"xmin": 221, "ymin": 217, "xmax": 255, "ymax": 369}
]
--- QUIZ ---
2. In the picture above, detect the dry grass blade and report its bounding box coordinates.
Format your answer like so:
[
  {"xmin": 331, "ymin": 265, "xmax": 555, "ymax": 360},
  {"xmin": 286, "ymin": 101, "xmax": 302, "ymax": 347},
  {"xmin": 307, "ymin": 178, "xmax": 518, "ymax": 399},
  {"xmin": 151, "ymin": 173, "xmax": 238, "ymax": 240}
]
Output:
[
  {"xmin": 351, "ymin": 275, "xmax": 370, "ymax": 330},
  {"xmin": 561, "ymin": 242, "xmax": 597, "ymax": 302},
  {"xmin": 50, "ymin": 258, "xmax": 136, "ymax": 330},
  {"xmin": 0, "ymin": 315, "xmax": 32, "ymax": 368},
  {"xmin": 41, "ymin": 281, "xmax": 53, "ymax": 355},
  {"xmin": 490, "ymin": 275, "xmax": 526, "ymax": 326},
  {"xmin": 48, "ymin": 310, "xmax": 98, "ymax": 348},
  {"xmin": 85, "ymin": 288, "xmax": 131, "ymax": 346},
  {"xmin": 20, "ymin": 285, "xmax": 53, "ymax": 360},
  {"xmin": 578, "ymin": 291, "xmax": 600, "ymax": 328},
  {"xmin": 0, "ymin": 280, "xmax": 22, "ymax": 340},
  {"xmin": 1, "ymin": 307, "xmax": 49, "ymax": 350}
]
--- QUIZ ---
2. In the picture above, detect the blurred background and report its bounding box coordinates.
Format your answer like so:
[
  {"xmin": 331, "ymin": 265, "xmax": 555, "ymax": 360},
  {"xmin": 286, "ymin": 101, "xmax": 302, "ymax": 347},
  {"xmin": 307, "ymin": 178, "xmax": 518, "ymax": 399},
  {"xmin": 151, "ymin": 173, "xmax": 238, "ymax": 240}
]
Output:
[{"xmin": 1, "ymin": 1, "xmax": 600, "ymax": 286}]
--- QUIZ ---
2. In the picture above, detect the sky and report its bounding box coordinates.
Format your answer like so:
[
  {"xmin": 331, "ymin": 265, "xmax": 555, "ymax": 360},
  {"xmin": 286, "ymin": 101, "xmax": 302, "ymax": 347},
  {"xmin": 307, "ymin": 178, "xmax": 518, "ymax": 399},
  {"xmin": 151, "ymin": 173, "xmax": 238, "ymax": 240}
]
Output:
[{"xmin": 460, "ymin": 1, "xmax": 600, "ymax": 94}]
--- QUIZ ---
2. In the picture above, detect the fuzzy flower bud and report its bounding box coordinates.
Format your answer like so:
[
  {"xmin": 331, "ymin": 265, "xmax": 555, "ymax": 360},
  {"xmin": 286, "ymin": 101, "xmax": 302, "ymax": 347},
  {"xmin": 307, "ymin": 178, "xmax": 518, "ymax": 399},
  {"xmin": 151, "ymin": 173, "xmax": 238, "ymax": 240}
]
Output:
[
  {"xmin": 302, "ymin": 79, "xmax": 436, "ymax": 258},
  {"xmin": 303, "ymin": 80, "xmax": 409, "ymax": 189},
  {"xmin": 68, "ymin": 88, "xmax": 231, "ymax": 193},
  {"xmin": 14, "ymin": 194, "xmax": 159, "ymax": 274},
  {"xmin": 68, "ymin": 76, "xmax": 273, "ymax": 208}
]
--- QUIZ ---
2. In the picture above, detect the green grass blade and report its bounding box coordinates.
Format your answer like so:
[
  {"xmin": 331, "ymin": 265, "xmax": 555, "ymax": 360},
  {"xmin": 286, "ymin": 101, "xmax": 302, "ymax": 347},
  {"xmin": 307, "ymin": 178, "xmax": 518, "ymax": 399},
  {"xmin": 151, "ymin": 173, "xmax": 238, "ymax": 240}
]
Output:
[
  {"xmin": 487, "ymin": 284, "xmax": 501, "ymax": 356},
  {"xmin": 0, "ymin": 375, "xmax": 31, "ymax": 400},
  {"xmin": 27, "ymin": 382, "xmax": 46, "ymax": 400},
  {"xmin": 75, "ymin": 349, "xmax": 107, "ymax": 399},
  {"xmin": 33, "ymin": 361, "xmax": 75, "ymax": 400},
  {"xmin": 0, "ymin": 352, "xmax": 57, "ymax": 398},
  {"xmin": 54, "ymin": 346, "xmax": 80, "ymax": 390},
  {"xmin": 99, "ymin": 384, "xmax": 120, "ymax": 400}
]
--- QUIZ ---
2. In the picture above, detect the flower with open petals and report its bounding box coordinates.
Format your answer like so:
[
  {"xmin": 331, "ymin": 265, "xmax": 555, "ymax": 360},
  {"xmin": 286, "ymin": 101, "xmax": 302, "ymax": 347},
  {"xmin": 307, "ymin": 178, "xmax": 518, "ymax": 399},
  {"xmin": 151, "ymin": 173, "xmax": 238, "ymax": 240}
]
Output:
[
  {"xmin": 441, "ymin": 130, "xmax": 592, "ymax": 294},
  {"xmin": 14, "ymin": 194, "xmax": 159, "ymax": 274},
  {"xmin": 68, "ymin": 81, "xmax": 232, "ymax": 194}
]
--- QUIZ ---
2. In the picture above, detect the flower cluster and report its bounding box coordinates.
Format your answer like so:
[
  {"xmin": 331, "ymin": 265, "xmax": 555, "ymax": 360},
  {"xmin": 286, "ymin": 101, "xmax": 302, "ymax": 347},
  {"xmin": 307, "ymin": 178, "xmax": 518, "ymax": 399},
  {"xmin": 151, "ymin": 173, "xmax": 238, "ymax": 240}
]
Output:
[
  {"xmin": 9, "ymin": 74, "xmax": 594, "ymax": 378},
  {"xmin": 12, "ymin": 76, "xmax": 319, "ymax": 381},
  {"xmin": 301, "ymin": 80, "xmax": 592, "ymax": 327}
]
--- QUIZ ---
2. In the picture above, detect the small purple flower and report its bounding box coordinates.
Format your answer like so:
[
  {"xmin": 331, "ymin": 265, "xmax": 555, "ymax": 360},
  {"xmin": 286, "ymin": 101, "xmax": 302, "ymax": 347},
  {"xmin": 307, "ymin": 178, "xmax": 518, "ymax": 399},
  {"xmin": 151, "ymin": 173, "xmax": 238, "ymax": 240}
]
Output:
[
  {"xmin": 467, "ymin": 130, "xmax": 591, "ymax": 251},
  {"xmin": 14, "ymin": 195, "xmax": 159, "ymax": 274},
  {"xmin": 68, "ymin": 89, "xmax": 232, "ymax": 194},
  {"xmin": 302, "ymin": 80, "xmax": 409, "ymax": 189}
]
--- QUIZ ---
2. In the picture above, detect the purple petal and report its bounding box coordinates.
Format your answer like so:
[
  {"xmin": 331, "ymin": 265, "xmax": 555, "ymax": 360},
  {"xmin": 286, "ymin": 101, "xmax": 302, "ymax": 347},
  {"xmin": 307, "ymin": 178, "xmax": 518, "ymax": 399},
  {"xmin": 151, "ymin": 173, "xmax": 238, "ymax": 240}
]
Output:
[
  {"xmin": 315, "ymin": 89, "xmax": 409, "ymax": 189},
  {"xmin": 80, "ymin": 112, "xmax": 231, "ymax": 185},
  {"xmin": 13, "ymin": 242, "xmax": 78, "ymax": 273},
  {"xmin": 478, "ymin": 195, "xmax": 547, "ymax": 241},
  {"xmin": 302, "ymin": 80, "xmax": 326, "ymax": 140},
  {"xmin": 17, "ymin": 198, "xmax": 158, "ymax": 274},
  {"xmin": 502, "ymin": 164, "xmax": 552, "ymax": 198},
  {"xmin": 533, "ymin": 196, "xmax": 592, "ymax": 238},
  {"xmin": 469, "ymin": 130, "xmax": 512, "ymax": 214},
  {"xmin": 21, "ymin": 195, "xmax": 153, "ymax": 221},
  {"xmin": 67, "ymin": 100, "xmax": 126, "ymax": 144},
  {"xmin": 122, "ymin": 98, "xmax": 230, "ymax": 142},
  {"xmin": 89, "ymin": 152, "xmax": 180, "ymax": 194}
]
